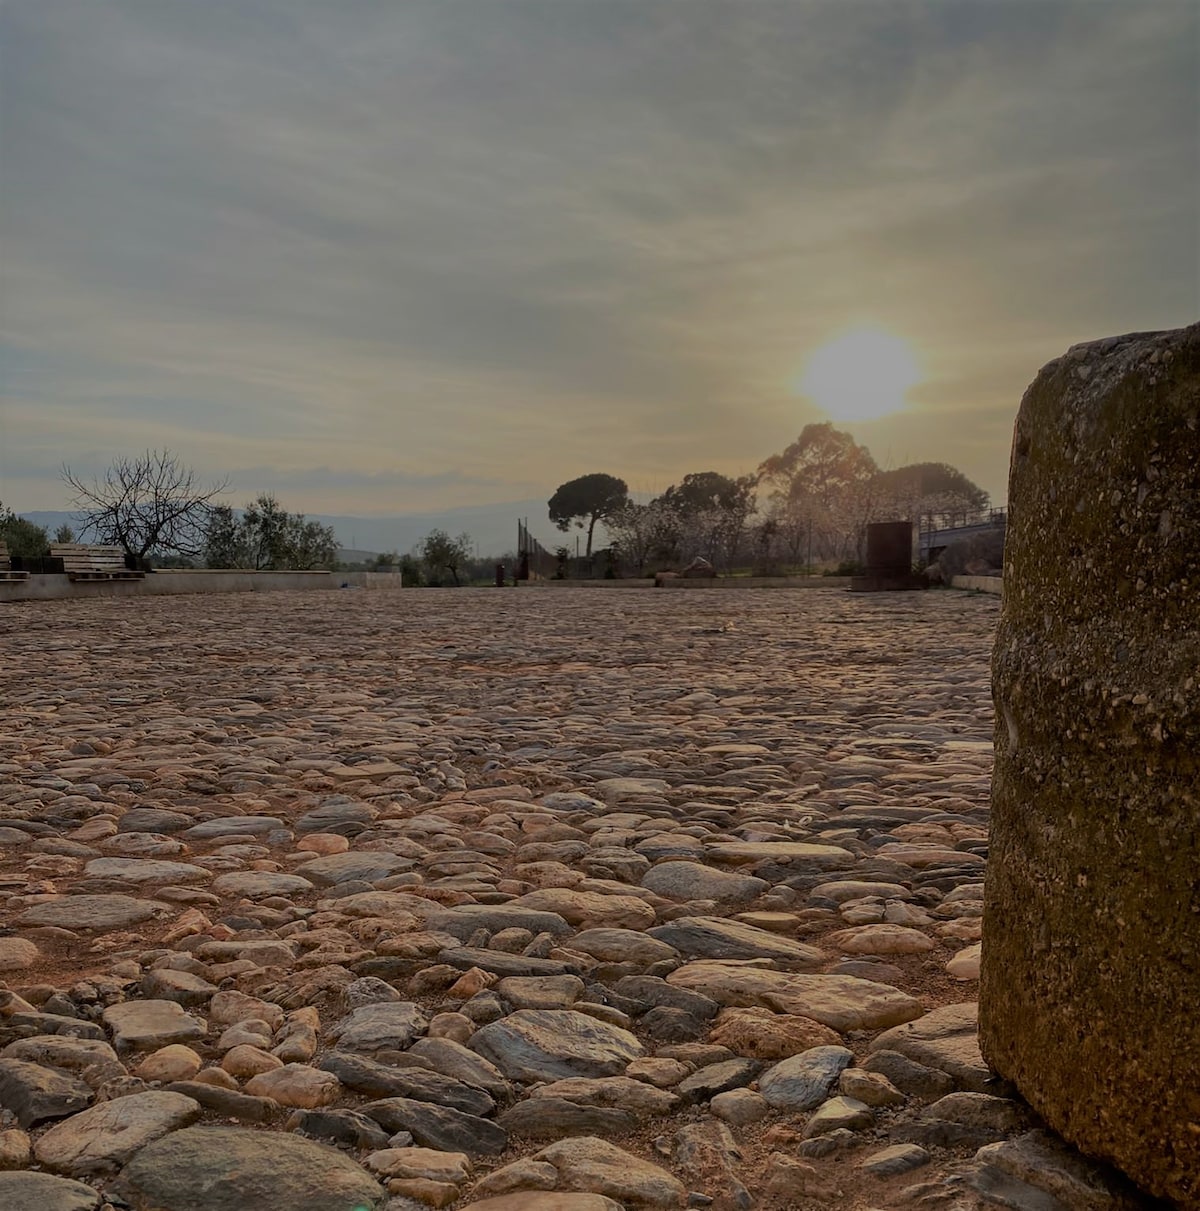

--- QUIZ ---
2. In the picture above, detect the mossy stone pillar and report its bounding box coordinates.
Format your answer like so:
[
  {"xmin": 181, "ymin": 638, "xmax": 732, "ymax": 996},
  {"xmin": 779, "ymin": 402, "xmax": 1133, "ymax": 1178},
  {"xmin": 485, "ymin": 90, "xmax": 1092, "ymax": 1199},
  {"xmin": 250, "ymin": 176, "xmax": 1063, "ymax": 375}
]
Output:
[{"xmin": 981, "ymin": 323, "xmax": 1200, "ymax": 1207}]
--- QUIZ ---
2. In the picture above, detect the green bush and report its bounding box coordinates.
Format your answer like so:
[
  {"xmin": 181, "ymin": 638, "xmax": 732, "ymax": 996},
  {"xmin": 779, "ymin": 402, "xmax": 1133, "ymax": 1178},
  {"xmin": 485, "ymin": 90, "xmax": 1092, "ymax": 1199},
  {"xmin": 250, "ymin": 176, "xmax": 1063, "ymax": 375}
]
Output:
[{"xmin": 0, "ymin": 503, "xmax": 48, "ymax": 559}]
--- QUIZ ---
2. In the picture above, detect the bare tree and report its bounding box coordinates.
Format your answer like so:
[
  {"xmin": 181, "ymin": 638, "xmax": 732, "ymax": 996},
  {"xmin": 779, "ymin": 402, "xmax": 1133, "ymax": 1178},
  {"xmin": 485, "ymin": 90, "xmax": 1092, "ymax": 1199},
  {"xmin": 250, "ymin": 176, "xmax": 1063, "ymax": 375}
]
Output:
[
  {"xmin": 607, "ymin": 500, "xmax": 682, "ymax": 575},
  {"xmin": 62, "ymin": 450, "xmax": 228, "ymax": 566},
  {"xmin": 768, "ymin": 496, "xmax": 817, "ymax": 572}
]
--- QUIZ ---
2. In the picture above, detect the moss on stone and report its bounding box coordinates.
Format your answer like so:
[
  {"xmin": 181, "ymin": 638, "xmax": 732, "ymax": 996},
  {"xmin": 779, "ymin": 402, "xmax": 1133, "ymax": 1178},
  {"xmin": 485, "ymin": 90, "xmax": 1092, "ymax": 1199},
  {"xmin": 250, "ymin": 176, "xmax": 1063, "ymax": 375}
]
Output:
[{"xmin": 981, "ymin": 322, "xmax": 1200, "ymax": 1209}]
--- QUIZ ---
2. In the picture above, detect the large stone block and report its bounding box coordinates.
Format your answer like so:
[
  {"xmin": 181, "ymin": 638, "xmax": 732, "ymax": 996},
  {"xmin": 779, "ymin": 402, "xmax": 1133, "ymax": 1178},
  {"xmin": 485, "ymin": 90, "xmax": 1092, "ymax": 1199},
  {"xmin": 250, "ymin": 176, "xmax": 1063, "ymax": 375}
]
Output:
[{"xmin": 981, "ymin": 324, "xmax": 1200, "ymax": 1207}]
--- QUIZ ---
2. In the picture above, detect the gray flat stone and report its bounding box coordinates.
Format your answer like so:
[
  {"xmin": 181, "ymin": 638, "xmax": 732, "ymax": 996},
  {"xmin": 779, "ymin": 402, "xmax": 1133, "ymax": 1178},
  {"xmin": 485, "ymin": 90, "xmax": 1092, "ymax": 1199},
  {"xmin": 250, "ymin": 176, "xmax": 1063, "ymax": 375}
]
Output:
[
  {"xmin": 2, "ymin": 1036, "xmax": 119, "ymax": 1072},
  {"xmin": 495, "ymin": 975, "xmax": 585, "ymax": 1010},
  {"xmin": 182, "ymin": 816, "xmax": 283, "ymax": 839},
  {"xmin": 974, "ymin": 1130, "xmax": 1148, "ymax": 1210},
  {"xmin": 641, "ymin": 861, "xmax": 769, "ymax": 904},
  {"xmin": 470, "ymin": 1009, "xmax": 643, "ymax": 1084},
  {"xmin": 593, "ymin": 777, "xmax": 670, "ymax": 801},
  {"xmin": 499, "ymin": 1097, "xmax": 637, "ymax": 1140},
  {"xmin": 0, "ymin": 1171, "xmax": 101, "ymax": 1211},
  {"xmin": 759, "ymin": 1046, "xmax": 855, "ymax": 1111},
  {"xmin": 319, "ymin": 1052, "xmax": 494, "ymax": 1115},
  {"xmin": 2, "ymin": 1012, "xmax": 105, "ymax": 1040},
  {"xmin": 211, "ymin": 871, "xmax": 316, "ymax": 897},
  {"xmin": 436, "ymin": 946, "xmax": 581, "ymax": 978},
  {"xmin": 924, "ymin": 1092, "xmax": 1029, "ymax": 1132},
  {"xmin": 103, "ymin": 1000, "xmax": 206, "ymax": 1051},
  {"xmin": 803, "ymin": 1094, "xmax": 874, "ymax": 1137},
  {"xmin": 463, "ymin": 1196, "xmax": 622, "ymax": 1211},
  {"xmin": 535, "ymin": 1135, "xmax": 686, "ymax": 1207},
  {"xmin": 112, "ymin": 1124, "xmax": 387, "ymax": 1210},
  {"xmin": 165, "ymin": 1081, "xmax": 279, "ymax": 1123},
  {"xmin": 195, "ymin": 939, "xmax": 298, "ymax": 967},
  {"xmin": 82, "ymin": 858, "xmax": 211, "ymax": 884},
  {"xmin": 0, "ymin": 936, "xmax": 40, "ymax": 971},
  {"xmin": 869, "ymin": 1002, "xmax": 992, "ymax": 1092},
  {"xmin": 964, "ymin": 1165, "xmax": 1070, "ymax": 1211},
  {"xmin": 34, "ymin": 1090, "xmax": 201, "ymax": 1176},
  {"xmin": 17, "ymin": 894, "xmax": 168, "ymax": 932},
  {"xmin": 667, "ymin": 961, "xmax": 926, "ymax": 1031},
  {"xmin": 295, "ymin": 801, "xmax": 379, "ymax": 833},
  {"xmin": 569, "ymin": 928, "xmax": 680, "ymax": 966},
  {"xmin": 117, "ymin": 808, "xmax": 193, "ymax": 834},
  {"xmin": 284, "ymin": 1107, "xmax": 390, "ymax": 1151},
  {"xmin": 293, "ymin": 852, "xmax": 412, "ymax": 886},
  {"xmin": 330, "ymin": 1002, "xmax": 428, "ymax": 1053},
  {"xmin": 363, "ymin": 1096, "xmax": 508, "ymax": 1155},
  {"xmin": 529, "ymin": 1075, "xmax": 680, "ymax": 1117},
  {"xmin": 422, "ymin": 904, "xmax": 573, "ymax": 940},
  {"xmin": 634, "ymin": 834, "xmax": 706, "ymax": 862},
  {"xmin": 812, "ymin": 880, "xmax": 914, "ymax": 904},
  {"xmin": 0, "ymin": 1056, "xmax": 93, "ymax": 1126},
  {"xmin": 613, "ymin": 976, "xmax": 720, "ymax": 1019},
  {"xmin": 857, "ymin": 1142, "xmax": 932, "ymax": 1176},
  {"xmin": 648, "ymin": 916, "xmax": 824, "ymax": 965},
  {"xmin": 677, "ymin": 1058, "xmax": 760, "ymax": 1102},
  {"xmin": 540, "ymin": 792, "xmax": 606, "ymax": 812},
  {"xmin": 862, "ymin": 1049, "xmax": 955, "ymax": 1098},
  {"xmin": 406, "ymin": 1037, "xmax": 511, "ymax": 1100},
  {"xmin": 140, "ymin": 968, "xmax": 219, "ymax": 1006},
  {"xmin": 706, "ymin": 841, "xmax": 855, "ymax": 868}
]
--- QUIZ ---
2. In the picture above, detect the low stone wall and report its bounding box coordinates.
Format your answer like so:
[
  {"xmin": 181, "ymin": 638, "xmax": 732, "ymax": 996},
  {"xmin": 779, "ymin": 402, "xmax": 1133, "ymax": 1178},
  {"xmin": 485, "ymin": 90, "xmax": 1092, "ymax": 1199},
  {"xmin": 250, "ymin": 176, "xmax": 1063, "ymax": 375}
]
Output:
[
  {"xmin": 532, "ymin": 578, "xmax": 652, "ymax": 588},
  {"xmin": 950, "ymin": 575, "xmax": 1003, "ymax": 596},
  {"xmin": 0, "ymin": 570, "xmax": 863, "ymax": 601},
  {"xmin": 0, "ymin": 570, "xmax": 336, "ymax": 602},
  {"xmin": 336, "ymin": 572, "xmax": 406, "ymax": 590},
  {"xmin": 656, "ymin": 576, "xmax": 851, "ymax": 589},
  {"xmin": 505, "ymin": 576, "xmax": 852, "ymax": 590}
]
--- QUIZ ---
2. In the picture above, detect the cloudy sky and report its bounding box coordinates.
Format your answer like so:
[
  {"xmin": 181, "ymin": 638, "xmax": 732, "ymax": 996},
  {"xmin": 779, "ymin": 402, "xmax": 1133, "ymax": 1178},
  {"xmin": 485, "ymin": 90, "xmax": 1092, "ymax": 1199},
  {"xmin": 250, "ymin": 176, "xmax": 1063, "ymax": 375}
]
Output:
[{"xmin": 2, "ymin": 0, "xmax": 1196, "ymax": 517}]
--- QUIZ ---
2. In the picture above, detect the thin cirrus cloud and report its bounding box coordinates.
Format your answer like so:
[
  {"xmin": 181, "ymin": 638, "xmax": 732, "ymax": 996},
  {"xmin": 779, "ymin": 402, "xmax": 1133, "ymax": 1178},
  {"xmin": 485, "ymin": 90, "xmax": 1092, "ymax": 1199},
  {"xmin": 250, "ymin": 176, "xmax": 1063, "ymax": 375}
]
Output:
[{"xmin": 1, "ymin": 0, "xmax": 1196, "ymax": 514}]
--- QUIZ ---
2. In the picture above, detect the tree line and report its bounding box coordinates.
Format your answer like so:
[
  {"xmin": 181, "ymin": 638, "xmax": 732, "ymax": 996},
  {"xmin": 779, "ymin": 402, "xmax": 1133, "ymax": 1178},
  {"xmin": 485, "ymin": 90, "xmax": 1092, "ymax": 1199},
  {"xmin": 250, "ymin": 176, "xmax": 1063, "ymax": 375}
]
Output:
[
  {"xmin": 0, "ymin": 503, "xmax": 74, "ymax": 559},
  {"xmin": 2, "ymin": 452, "xmax": 338, "ymax": 571},
  {"xmin": 3, "ymin": 452, "xmax": 495, "ymax": 583},
  {"xmin": 2, "ymin": 428, "xmax": 991, "ymax": 579},
  {"xmin": 548, "ymin": 422, "xmax": 992, "ymax": 575}
]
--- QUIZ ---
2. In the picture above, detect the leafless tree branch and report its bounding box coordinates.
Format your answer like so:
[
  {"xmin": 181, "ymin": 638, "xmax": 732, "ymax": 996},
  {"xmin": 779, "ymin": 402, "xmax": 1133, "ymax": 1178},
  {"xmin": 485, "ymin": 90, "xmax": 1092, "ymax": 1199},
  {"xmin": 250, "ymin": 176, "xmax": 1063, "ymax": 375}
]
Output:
[{"xmin": 61, "ymin": 450, "xmax": 228, "ymax": 564}]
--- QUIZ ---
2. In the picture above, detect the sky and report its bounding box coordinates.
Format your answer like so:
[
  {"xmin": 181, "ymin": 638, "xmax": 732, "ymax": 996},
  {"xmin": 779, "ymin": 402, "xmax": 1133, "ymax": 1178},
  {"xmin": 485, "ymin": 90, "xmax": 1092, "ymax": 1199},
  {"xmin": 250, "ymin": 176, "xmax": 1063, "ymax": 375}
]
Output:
[{"xmin": 2, "ymin": 0, "xmax": 1197, "ymax": 519}]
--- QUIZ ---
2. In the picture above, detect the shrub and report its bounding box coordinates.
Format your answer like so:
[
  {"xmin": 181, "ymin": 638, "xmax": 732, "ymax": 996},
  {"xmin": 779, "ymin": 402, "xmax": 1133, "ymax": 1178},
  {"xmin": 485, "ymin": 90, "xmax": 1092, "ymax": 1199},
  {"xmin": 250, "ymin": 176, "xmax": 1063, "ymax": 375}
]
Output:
[
  {"xmin": 934, "ymin": 529, "xmax": 1005, "ymax": 580},
  {"xmin": 826, "ymin": 559, "xmax": 863, "ymax": 576}
]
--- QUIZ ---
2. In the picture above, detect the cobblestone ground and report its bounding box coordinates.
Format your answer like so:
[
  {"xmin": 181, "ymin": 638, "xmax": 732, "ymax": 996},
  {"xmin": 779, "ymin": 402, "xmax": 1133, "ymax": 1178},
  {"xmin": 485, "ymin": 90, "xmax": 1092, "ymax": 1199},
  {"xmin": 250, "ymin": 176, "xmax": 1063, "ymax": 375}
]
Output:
[{"xmin": 0, "ymin": 588, "xmax": 1149, "ymax": 1211}]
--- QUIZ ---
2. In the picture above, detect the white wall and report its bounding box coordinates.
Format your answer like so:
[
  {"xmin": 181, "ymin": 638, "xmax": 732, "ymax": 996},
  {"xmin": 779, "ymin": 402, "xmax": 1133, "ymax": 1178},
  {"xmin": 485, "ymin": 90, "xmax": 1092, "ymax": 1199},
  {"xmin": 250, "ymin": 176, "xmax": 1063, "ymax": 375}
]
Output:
[
  {"xmin": 950, "ymin": 575, "xmax": 1003, "ymax": 596},
  {"xmin": 0, "ymin": 570, "xmax": 337, "ymax": 601}
]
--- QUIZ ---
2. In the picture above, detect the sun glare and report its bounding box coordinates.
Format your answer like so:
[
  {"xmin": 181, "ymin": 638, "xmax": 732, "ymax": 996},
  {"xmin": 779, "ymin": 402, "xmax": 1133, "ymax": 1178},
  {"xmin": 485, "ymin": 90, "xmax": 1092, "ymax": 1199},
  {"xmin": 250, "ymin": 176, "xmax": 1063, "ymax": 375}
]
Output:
[{"xmin": 799, "ymin": 326, "xmax": 921, "ymax": 422}]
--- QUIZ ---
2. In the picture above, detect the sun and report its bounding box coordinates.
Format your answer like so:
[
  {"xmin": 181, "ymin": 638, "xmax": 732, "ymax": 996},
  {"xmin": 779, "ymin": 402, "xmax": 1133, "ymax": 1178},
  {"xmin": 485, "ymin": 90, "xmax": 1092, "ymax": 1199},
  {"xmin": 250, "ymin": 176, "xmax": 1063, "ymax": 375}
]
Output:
[{"xmin": 798, "ymin": 326, "xmax": 921, "ymax": 422}]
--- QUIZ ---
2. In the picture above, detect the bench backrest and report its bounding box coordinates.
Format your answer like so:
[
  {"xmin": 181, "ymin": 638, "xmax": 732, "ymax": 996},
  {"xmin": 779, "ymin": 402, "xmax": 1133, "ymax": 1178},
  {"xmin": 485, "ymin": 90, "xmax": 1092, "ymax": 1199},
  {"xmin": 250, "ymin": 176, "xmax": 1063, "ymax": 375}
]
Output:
[
  {"xmin": 0, "ymin": 541, "xmax": 9, "ymax": 571},
  {"xmin": 50, "ymin": 543, "xmax": 130, "ymax": 573}
]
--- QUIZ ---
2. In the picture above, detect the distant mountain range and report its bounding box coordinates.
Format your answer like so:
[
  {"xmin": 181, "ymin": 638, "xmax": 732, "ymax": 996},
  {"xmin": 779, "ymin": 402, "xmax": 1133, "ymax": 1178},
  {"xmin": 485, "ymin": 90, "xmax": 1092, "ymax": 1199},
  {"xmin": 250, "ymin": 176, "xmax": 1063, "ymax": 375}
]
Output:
[{"xmin": 20, "ymin": 500, "xmax": 561, "ymax": 559}]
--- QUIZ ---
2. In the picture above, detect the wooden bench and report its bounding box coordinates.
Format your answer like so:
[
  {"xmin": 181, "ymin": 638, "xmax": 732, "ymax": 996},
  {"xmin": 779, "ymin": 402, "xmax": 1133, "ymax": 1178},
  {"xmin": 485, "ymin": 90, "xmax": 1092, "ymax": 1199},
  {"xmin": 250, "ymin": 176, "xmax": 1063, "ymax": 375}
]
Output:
[
  {"xmin": 50, "ymin": 543, "xmax": 145, "ymax": 581},
  {"xmin": 0, "ymin": 541, "xmax": 30, "ymax": 582}
]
